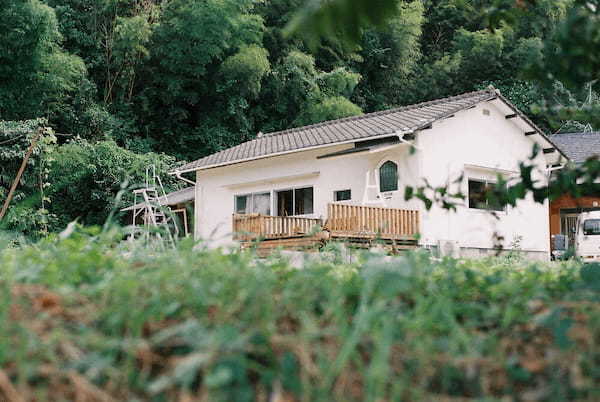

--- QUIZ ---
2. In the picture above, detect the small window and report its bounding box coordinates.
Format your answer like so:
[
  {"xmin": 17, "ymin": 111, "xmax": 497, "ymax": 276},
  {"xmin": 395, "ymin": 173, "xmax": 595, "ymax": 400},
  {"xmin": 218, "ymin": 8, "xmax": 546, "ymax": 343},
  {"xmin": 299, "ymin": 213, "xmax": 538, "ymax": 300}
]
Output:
[
  {"xmin": 379, "ymin": 161, "xmax": 398, "ymax": 192},
  {"xmin": 468, "ymin": 179, "xmax": 504, "ymax": 212},
  {"xmin": 334, "ymin": 189, "xmax": 351, "ymax": 201}
]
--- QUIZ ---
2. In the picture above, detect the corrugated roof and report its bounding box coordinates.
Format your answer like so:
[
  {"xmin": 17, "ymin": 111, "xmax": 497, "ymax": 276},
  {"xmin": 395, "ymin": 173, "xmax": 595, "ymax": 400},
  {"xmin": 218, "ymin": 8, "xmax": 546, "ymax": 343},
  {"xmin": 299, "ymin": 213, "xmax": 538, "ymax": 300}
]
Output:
[
  {"xmin": 549, "ymin": 132, "xmax": 600, "ymax": 164},
  {"xmin": 176, "ymin": 88, "xmax": 499, "ymax": 172},
  {"xmin": 121, "ymin": 187, "xmax": 194, "ymax": 211}
]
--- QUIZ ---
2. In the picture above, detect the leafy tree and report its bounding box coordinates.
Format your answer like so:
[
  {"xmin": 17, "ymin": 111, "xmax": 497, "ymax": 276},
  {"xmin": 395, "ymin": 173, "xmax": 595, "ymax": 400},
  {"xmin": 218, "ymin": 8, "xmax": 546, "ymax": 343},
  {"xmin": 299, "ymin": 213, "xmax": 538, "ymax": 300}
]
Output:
[
  {"xmin": 0, "ymin": 0, "xmax": 87, "ymax": 121},
  {"xmin": 294, "ymin": 96, "xmax": 362, "ymax": 126},
  {"xmin": 131, "ymin": 0, "xmax": 266, "ymax": 157},
  {"xmin": 354, "ymin": 1, "xmax": 424, "ymax": 110},
  {"xmin": 258, "ymin": 51, "xmax": 362, "ymax": 132},
  {"xmin": 220, "ymin": 45, "xmax": 271, "ymax": 99},
  {"xmin": 0, "ymin": 119, "xmax": 56, "ymax": 237},
  {"xmin": 46, "ymin": 139, "xmax": 178, "ymax": 229}
]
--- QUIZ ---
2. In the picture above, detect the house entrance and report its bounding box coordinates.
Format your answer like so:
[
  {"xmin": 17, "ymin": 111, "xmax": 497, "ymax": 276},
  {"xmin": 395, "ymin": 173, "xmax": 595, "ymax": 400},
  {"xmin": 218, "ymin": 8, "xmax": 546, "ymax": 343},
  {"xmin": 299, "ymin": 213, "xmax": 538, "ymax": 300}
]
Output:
[{"xmin": 560, "ymin": 212, "xmax": 579, "ymax": 248}]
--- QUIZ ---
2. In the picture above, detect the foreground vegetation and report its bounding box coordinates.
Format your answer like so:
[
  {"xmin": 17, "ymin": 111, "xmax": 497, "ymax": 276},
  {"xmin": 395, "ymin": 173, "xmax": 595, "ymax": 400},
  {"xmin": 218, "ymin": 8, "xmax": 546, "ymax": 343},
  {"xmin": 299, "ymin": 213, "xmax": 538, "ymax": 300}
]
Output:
[{"xmin": 0, "ymin": 227, "xmax": 598, "ymax": 401}]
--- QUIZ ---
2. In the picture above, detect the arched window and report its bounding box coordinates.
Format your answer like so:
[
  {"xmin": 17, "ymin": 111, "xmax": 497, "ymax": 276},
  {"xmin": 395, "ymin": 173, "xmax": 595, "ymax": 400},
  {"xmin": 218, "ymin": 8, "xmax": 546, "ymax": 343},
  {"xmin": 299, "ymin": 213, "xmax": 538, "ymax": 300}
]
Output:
[{"xmin": 379, "ymin": 161, "xmax": 398, "ymax": 192}]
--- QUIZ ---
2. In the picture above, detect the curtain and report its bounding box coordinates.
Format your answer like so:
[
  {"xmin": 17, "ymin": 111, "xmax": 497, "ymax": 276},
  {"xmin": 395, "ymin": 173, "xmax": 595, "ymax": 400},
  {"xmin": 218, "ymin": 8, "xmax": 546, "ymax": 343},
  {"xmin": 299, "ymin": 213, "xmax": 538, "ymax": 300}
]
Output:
[{"xmin": 252, "ymin": 192, "xmax": 271, "ymax": 215}]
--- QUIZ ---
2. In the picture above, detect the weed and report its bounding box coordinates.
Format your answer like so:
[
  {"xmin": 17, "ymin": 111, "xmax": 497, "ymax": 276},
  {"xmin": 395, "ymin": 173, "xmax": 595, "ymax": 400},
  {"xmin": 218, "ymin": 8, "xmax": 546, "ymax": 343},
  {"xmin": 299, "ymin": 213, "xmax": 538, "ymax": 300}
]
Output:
[{"xmin": 0, "ymin": 227, "xmax": 599, "ymax": 401}]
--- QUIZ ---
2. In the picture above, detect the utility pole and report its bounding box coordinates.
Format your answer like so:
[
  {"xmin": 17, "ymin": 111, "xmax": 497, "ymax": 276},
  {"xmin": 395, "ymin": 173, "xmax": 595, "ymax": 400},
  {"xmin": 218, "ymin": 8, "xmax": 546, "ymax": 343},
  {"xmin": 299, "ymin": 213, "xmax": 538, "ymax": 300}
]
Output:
[{"xmin": 0, "ymin": 127, "xmax": 44, "ymax": 222}]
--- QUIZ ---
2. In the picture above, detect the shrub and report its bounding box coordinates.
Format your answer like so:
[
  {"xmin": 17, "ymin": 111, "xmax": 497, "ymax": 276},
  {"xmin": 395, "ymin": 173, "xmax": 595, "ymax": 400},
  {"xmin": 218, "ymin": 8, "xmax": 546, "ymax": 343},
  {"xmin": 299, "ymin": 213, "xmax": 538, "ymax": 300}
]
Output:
[{"xmin": 0, "ymin": 229, "xmax": 599, "ymax": 401}]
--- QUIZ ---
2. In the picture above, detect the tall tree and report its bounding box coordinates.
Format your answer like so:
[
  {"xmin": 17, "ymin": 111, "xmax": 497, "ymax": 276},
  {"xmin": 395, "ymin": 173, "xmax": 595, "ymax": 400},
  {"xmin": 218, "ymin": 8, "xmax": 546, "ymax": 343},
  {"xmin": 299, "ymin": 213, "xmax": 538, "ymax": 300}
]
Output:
[{"xmin": 0, "ymin": 0, "xmax": 86, "ymax": 121}]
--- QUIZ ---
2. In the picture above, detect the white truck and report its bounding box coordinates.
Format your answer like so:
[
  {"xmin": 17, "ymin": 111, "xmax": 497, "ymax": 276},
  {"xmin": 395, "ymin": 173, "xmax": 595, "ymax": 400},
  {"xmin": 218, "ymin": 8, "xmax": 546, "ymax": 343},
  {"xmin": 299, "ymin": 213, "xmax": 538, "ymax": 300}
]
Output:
[{"xmin": 552, "ymin": 211, "xmax": 600, "ymax": 262}]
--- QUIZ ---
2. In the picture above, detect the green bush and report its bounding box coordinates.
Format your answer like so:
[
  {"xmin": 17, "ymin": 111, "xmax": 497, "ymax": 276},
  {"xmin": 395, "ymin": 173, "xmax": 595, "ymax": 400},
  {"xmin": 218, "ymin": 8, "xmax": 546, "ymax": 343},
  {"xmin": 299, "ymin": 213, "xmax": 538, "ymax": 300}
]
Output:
[
  {"xmin": 46, "ymin": 139, "xmax": 179, "ymax": 230},
  {"xmin": 0, "ymin": 228, "xmax": 599, "ymax": 401}
]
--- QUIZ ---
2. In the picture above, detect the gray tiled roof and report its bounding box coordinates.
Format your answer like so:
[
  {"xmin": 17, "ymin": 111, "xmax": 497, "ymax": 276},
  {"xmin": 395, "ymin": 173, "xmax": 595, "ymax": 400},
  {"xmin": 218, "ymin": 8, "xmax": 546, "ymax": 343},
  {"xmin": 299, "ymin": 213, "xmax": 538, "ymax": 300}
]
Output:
[
  {"xmin": 549, "ymin": 132, "xmax": 600, "ymax": 164},
  {"xmin": 122, "ymin": 186, "xmax": 194, "ymax": 211},
  {"xmin": 176, "ymin": 88, "xmax": 499, "ymax": 172}
]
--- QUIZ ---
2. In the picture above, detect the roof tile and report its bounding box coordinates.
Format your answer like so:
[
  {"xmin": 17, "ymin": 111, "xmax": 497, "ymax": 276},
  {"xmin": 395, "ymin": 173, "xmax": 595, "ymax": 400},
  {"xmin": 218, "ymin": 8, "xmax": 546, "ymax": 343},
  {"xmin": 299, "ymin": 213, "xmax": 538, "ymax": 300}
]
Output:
[{"xmin": 177, "ymin": 89, "xmax": 498, "ymax": 171}]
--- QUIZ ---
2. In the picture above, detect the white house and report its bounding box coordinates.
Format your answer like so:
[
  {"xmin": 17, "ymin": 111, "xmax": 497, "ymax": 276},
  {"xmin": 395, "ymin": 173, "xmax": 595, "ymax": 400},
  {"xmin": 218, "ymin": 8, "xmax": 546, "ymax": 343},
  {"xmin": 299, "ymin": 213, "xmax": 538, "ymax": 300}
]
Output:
[{"xmin": 171, "ymin": 87, "xmax": 566, "ymax": 259}]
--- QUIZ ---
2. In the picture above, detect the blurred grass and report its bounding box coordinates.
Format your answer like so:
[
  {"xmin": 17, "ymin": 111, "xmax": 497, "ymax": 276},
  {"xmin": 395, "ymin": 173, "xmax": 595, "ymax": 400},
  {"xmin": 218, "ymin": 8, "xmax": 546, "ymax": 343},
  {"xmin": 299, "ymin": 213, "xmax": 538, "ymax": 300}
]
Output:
[{"xmin": 0, "ymin": 225, "xmax": 599, "ymax": 401}]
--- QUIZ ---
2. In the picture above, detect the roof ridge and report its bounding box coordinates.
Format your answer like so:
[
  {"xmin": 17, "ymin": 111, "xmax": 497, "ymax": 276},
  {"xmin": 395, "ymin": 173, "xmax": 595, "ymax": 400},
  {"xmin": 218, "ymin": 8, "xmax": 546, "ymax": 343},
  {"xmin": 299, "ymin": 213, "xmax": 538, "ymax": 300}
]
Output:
[{"xmin": 262, "ymin": 88, "xmax": 496, "ymax": 138}]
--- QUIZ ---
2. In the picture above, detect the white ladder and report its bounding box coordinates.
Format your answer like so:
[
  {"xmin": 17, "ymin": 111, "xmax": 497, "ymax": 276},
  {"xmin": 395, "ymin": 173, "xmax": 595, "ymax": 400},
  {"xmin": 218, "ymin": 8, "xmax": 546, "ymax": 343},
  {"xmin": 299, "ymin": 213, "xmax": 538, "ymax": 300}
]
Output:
[
  {"xmin": 362, "ymin": 170, "xmax": 387, "ymax": 207},
  {"xmin": 131, "ymin": 166, "xmax": 178, "ymax": 247}
]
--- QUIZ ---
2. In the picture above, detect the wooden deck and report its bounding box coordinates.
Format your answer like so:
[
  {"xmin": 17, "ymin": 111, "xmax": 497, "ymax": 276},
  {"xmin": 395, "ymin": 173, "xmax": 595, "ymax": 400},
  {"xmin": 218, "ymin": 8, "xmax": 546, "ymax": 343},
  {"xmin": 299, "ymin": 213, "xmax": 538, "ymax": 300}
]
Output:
[{"xmin": 233, "ymin": 203, "xmax": 419, "ymax": 253}]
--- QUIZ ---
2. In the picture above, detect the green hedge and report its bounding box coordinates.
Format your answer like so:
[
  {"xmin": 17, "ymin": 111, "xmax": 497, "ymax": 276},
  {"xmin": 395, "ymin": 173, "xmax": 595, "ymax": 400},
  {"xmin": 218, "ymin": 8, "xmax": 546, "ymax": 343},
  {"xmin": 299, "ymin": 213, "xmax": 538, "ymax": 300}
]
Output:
[{"xmin": 0, "ymin": 227, "xmax": 599, "ymax": 401}]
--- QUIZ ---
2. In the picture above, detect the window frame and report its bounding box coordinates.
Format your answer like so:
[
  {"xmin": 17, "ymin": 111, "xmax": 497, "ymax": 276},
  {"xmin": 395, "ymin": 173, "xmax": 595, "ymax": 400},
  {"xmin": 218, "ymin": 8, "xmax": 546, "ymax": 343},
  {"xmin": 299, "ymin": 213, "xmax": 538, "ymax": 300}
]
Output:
[
  {"xmin": 582, "ymin": 219, "xmax": 600, "ymax": 236},
  {"xmin": 467, "ymin": 178, "xmax": 506, "ymax": 212},
  {"xmin": 293, "ymin": 187, "xmax": 314, "ymax": 216},
  {"xmin": 275, "ymin": 186, "xmax": 314, "ymax": 217},
  {"xmin": 234, "ymin": 191, "xmax": 272, "ymax": 215},
  {"xmin": 334, "ymin": 189, "xmax": 352, "ymax": 202},
  {"xmin": 378, "ymin": 160, "xmax": 399, "ymax": 193}
]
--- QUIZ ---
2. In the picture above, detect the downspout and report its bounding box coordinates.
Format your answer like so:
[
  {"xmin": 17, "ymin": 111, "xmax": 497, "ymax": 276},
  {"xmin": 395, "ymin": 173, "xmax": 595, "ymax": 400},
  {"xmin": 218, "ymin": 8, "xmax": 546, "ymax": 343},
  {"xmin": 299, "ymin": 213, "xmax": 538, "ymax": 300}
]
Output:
[
  {"xmin": 394, "ymin": 130, "xmax": 423, "ymax": 151},
  {"xmin": 173, "ymin": 169, "xmax": 196, "ymax": 186},
  {"xmin": 394, "ymin": 129, "xmax": 427, "ymax": 247},
  {"xmin": 172, "ymin": 168, "xmax": 200, "ymax": 241}
]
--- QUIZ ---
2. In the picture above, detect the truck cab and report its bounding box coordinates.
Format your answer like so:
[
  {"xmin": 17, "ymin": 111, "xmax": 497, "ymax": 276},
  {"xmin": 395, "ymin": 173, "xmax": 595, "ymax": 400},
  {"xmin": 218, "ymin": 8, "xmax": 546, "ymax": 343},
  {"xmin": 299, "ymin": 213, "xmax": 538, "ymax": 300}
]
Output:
[{"xmin": 576, "ymin": 211, "xmax": 600, "ymax": 262}]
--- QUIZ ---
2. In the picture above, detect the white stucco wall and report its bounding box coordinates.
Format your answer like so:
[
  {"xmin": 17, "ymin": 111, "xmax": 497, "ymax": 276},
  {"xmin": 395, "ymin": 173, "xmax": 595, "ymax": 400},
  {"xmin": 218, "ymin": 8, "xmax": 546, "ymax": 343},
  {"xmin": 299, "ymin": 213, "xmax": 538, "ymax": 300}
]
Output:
[
  {"xmin": 415, "ymin": 101, "xmax": 550, "ymax": 255},
  {"xmin": 193, "ymin": 100, "xmax": 550, "ymax": 256}
]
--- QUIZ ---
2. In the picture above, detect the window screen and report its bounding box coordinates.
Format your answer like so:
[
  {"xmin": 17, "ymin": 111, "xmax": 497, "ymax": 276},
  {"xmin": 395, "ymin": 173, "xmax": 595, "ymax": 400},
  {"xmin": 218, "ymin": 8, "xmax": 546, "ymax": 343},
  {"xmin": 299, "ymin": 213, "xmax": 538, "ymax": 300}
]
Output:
[
  {"xmin": 334, "ymin": 189, "xmax": 351, "ymax": 201},
  {"xmin": 379, "ymin": 161, "xmax": 398, "ymax": 192}
]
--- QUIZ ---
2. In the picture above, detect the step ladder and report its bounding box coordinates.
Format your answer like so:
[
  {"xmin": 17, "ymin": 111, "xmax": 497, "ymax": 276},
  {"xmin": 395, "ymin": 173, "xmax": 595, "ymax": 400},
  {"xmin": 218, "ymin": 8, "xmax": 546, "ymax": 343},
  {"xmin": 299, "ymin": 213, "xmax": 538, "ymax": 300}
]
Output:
[
  {"xmin": 362, "ymin": 170, "xmax": 387, "ymax": 206},
  {"xmin": 130, "ymin": 166, "xmax": 178, "ymax": 247}
]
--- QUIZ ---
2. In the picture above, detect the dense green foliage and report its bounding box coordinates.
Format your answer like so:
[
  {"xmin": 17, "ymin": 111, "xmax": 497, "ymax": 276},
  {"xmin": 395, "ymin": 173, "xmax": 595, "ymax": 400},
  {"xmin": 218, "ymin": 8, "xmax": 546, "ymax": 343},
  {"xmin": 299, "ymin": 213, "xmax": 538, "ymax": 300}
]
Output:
[
  {"xmin": 0, "ymin": 120, "xmax": 56, "ymax": 237},
  {"xmin": 0, "ymin": 229, "xmax": 599, "ymax": 400},
  {"xmin": 0, "ymin": 119, "xmax": 177, "ymax": 236},
  {"xmin": 47, "ymin": 140, "xmax": 178, "ymax": 229},
  {"xmin": 2, "ymin": 0, "xmax": 600, "ymax": 235}
]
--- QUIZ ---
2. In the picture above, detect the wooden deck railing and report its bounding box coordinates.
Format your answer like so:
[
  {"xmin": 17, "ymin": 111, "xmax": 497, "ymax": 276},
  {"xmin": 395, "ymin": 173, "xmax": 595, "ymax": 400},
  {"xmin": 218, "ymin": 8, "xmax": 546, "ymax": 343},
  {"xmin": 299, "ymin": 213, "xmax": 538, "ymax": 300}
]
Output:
[
  {"xmin": 326, "ymin": 203, "xmax": 419, "ymax": 239},
  {"xmin": 233, "ymin": 214, "xmax": 322, "ymax": 241},
  {"xmin": 233, "ymin": 204, "xmax": 419, "ymax": 243}
]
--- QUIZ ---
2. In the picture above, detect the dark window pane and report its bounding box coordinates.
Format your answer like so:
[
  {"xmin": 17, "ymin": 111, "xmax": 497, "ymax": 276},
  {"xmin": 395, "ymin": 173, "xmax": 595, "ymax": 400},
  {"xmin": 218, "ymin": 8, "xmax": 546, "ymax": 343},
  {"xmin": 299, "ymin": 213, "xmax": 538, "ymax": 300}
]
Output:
[
  {"xmin": 379, "ymin": 161, "xmax": 398, "ymax": 192},
  {"xmin": 468, "ymin": 180, "xmax": 487, "ymax": 209},
  {"xmin": 485, "ymin": 182, "xmax": 504, "ymax": 212},
  {"xmin": 468, "ymin": 180, "xmax": 504, "ymax": 211},
  {"xmin": 235, "ymin": 195, "xmax": 248, "ymax": 214},
  {"xmin": 277, "ymin": 190, "xmax": 293, "ymax": 216},
  {"xmin": 334, "ymin": 189, "xmax": 351, "ymax": 201},
  {"xmin": 294, "ymin": 187, "xmax": 314, "ymax": 215}
]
